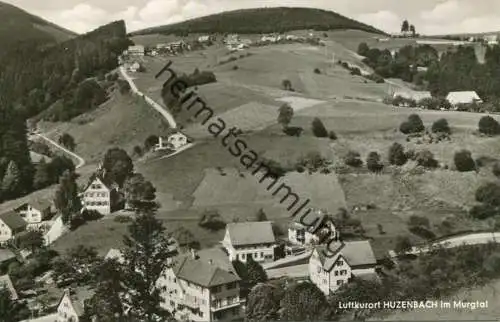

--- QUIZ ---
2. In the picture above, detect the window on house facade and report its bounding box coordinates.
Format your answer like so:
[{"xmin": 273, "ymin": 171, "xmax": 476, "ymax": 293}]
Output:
[
  {"xmin": 337, "ymin": 260, "xmax": 343, "ymax": 266},
  {"xmin": 260, "ymin": 252, "xmax": 264, "ymax": 258},
  {"xmin": 317, "ymin": 266, "xmax": 321, "ymax": 273},
  {"xmin": 340, "ymin": 270, "xmax": 348, "ymax": 276},
  {"xmin": 334, "ymin": 270, "xmax": 339, "ymax": 276}
]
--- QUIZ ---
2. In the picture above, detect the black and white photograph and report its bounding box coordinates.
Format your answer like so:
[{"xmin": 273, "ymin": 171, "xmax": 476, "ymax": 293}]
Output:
[{"xmin": 0, "ymin": 0, "xmax": 500, "ymax": 321}]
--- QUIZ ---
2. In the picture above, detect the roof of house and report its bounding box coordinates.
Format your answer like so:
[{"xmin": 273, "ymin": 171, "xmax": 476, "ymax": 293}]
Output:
[
  {"xmin": 195, "ymin": 247, "xmax": 236, "ymax": 274},
  {"xmin": 314, "ymin": 240, "xmax": 377, "ymax": 272},
  {"xmin": 0, "ymin": 249, "xmax": 16, "ymax": 263},
  {"xmin": 393, "ymin": 90, "xmax": 432, "ymax": 101},
  {"xmin": 446, "ymin": 91, "xmax": 481, "ymax": 104},
  {"xmin": 173, "ymin": 253, "xmax": 240, "ymax": 288},
  {"xmin": 226, "ymin": 221, "xmax": 276, "ymax": 246},
  {"xmin": 0, "ymin": 211, "xmax": 27, "ymax": 231},
  {"xmin": 15, "ymin": 199, "xmax": 52, "ymax": 212},
  {"xmin": 290, "ymin": 209, "xmax": 333, "ymax": 233},
  {"xmin": 0, "ymin": 275, "xmax": 18, "ymax": 300}
]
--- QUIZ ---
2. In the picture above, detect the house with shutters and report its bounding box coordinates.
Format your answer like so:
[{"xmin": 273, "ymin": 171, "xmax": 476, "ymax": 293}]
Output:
[
  {"xmin": 222, "ymin": 221, "xmax": 277, "ymax": 263},
  {"xmin": 0, "ymin": 211, "xmax": 27, "ymax": 243},
  {"xmin": 308, "ymin": 240, "xmax": 377, "ymax": 295},
  {"xmin": 81, "ymin": 176, "xmax": 116, "ymax": 215},
  {"xmin": 157, "ymin": 249, "xmax": 243, "ymax": 321}
]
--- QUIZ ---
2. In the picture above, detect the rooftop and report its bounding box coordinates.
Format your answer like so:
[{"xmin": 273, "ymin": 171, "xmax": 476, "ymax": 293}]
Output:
[
  {"xmin": 226, "ymin": 221, "xmax": 276, "ymax": 246},
  {"xmin": 0, "ymin": 249, "xmax": 16, "ymax": 263},
  {"xmin": 0, "ymin": 211, "xmax": 27, "ymax": 230},
  {"xmin": 0, "ymin": 274, "xmax": 18, "ymax": 300},
  {"xmin": 315, "ymin": 240, "xmax": 377, "ymax": 272}
]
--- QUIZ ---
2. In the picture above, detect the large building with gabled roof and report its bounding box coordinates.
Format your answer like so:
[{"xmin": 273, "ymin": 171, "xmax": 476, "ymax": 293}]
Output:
[
  {"xmin": 222, "ymin": 221, "xmax": 277, "ymax": 263},
  {"xmin": 0, "ymin": 211, "xmax": 27, "ymax": 243},
  {"xmin": 308, "ymin": 240, "xmax": 377, "ymax": 295},
  {"xmin": 158, "ymin": 249, "xmax": 243, "ymax": 321}
]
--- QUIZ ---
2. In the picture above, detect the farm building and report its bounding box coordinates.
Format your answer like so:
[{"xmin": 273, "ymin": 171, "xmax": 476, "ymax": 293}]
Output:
[
  {"xmin": 81, "ymin": 176, "xmax": 116, "ymax": 215},
  {"xmin": 0, "ymin": 211, "xmax": 27, "ymax": 243},
  {"xmin": 14, "ymin": 199, "xmax": 52, "ymax": 227},
  {"xmin": 393, "ymin": 90, "xmax": 432, "ymax": 102},
  {"xmin": 154, "ymin": 132, "xmax": 188, "ymax": 152},
  {"xmin": 446, "ymin": 91, "xmax": 482, "ymax": 106},
  {"xmin": 127, "ymin": 45, "xmax": 144, "ymax": 56},
  {"xmin": 288, "ymin": 209, "xmax": 337, "ymax": 246}
]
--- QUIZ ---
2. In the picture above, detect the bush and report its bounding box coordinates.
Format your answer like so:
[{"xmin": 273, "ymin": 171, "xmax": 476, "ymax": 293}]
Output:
[
  {"xmin": 114, "ymin": 215, "xmax": 132, "ymax": 223},
  {"xmin": 432, "ymin": 118, "xmax": 451, "ymax": 134},
  {"xmin": 282, "ymin": 79, "xmax": 292, "ymax": 91},
  {"xmin": 311, "ymin": 118, "xmax": 328, "ymax": 137},
  {"xmin": 357, "ymin": 42, "xmax": 369, "ymax": 56},
  {"xmin": 409, "ymin": 226, "xmax": 436, "ymax": 239},
  {"xmin": 313, "ymin": 68, "xmax": 321, "ymax": 74},
  {"xmin": 493, "ymin": 162, "xmax": 500, "ymax": 177},
  {"xmin": 233, "ymin": 65, "xmax": 239, "ymax": 70},
  {"xmin": 469, "ymin": 204, "xmax": 500, "ymax": 220},
  {"xmin": 408, "ymin": 215, "xmax": 430, "ymax": 228},
  {"xmin": 400, "ymin": 114, "xmax": 425, "ymax": 134},
  {"xmin": 366, "ymin": 152, "xmax": 384, "ymax": 173},
  {"xmin": 388, "ymin": 142, "xmax": 408, "ymax": 166},
  {"xmin": 328, "ymin": 131, "xmax": 337, "ymax": 140},
  {"xmin": 415, "ymin": 150, "xmax": 438, "ymax": 168},
  {"xmin": 116, "ymin": 79, "xmax": 131, "ymax": 94},
  {"xmin": 199, "ymin": 210, "xmax": 226, "ymax": 231},
  {"xmin": 478, "ymin": 116, "xmax": 500, "ymax": 135},
  {"xmin": 475, "ymin": 182, "xmax": 500, "ymax": 206},
  {"xmin": 283, "ymin": 126, "xmax": 303, "ymax": 137},
  {"xmin": 344, "ymin": 150, "xmax": 363, "ymax": 167},
  {"xmin": 81, "ymin": 209, "xmax": 103, "ymax": 222},
  {"xmin": 395, "ymin": 236, "xmax": 413, "ymax": 254},
  {"xmin": 454, "ymin": 150, "xmax": 476, "ymax": 172},
  {"xmin": 350, "ymin": 68, "xmax": 361, "ymax": 76},
  {"xmin": 144, "ymin": 135, "xmax": 159, "ymax": 151}
]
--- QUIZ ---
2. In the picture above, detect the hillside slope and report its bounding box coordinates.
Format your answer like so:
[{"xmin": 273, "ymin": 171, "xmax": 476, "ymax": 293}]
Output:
[
  {"xmin": 0, "ymin": 1, "xmax": 76, "ymax": 50},
  {"xmin": 132, "ymin": 7, "xmax": 385, "ymax": 36}
]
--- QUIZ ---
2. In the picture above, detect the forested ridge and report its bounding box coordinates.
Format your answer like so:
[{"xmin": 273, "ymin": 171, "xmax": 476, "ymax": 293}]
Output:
[{"xmin": 0, "ymin": 20, "xmax": 131, "ymax": 202}]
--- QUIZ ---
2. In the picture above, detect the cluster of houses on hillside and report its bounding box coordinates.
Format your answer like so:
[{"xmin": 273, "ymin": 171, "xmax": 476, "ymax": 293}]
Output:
[{"xmin": 392, "ymin": 88, "xmax": 483, "ymax": 109}]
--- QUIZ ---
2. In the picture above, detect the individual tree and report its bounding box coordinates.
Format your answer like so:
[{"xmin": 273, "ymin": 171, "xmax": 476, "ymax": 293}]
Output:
[
  {"xmin": 475, "ymin": 182, "xmax": 500, "ymax": 206},
  {"xmin": 410, "ymin": 25, "xmax": 416, "ymax": 36},
  {"xmin": 54, "ymin": 170, "xmax": 81, "ymax": 224},
  {"xmin": 48, "ymin": 155, "xmax": 75, "ymax": 183},
  {"xmin": 121, "ymin": 210, "xmax": 177, "ymax": 321},
  {"xmin": 431, "ymin": 118, "xmax": 451, "ymax": 134},
  {"xmin": 102, "ymin": 148, "xmax": 134, "ymax": 187},
  {"xmin": 0, "ymin": 286, "xmax": 28, "ymax": 322},
  {"xmin": 388, "ymin": 142, "xmax": 408, "ymax": 166},
  {"xmin": 366, "ymin": 151, "xmax": 384, "ymax": 173},
  {"xmin": 454, "ymin": 150, "xmax": 476, "ymax": 172},
  {"xmin": 344, "ymin": 150, "xmax": 363, "ymax": 167},
  {"xmin": 395, "ymin": 236, "xmax": 413, "ymax": 254},
  {"xmin": 172, "ymin": 227, "xmax": 200, "ymax": 249},
  {"xmin": 122, "ymin": 173, "xmax": 156, "ymax": 210},
  {"xmin": 2, "ymin": 160, "xmax": 22, "ymax": 199},
  {"xmin": 401, "ymin": 20, "xmax": 410, "ymax": 33},
  {"xmin": 311, "ymin": 117, "xmax": 328, "ymax": 137},
  {"xmin": 53, "ymin": 245, "xmax": 100, "ymax": 285},
  {"xmin": 246, "ymin": 256, "xmax": 268, "ymax": 286},
  {"xmin": 280, "ymin": 281, "xmax": 331, "ymax": 321},
  {"xmin": 144, "ymin": 135, "xmax": 159, "ymax": 151},
  {"xmin": 400, "ymin": 114, "xmax": 425, "ymax": 134},
  {"xmin": 493, "ymin": 162, "xmax": 500, "ymax": 177},
  {"xmin": 478, "ymin": 116, "xmax": 500, "ymax": 135},
  {"xmin": 415, "ymin": 150, "xmax": 438, "ymax": 168},
  {"xmin": 245, "ymin": 283, "xmax": 282, "ymax": 321},
  {"xmin": 33, "ymin": 159, "xmax": 51, "ymax": 189},
  {"xmin": 277, "ymin": 103, "xmax": 294, "ymax": 128},
  {"xmin": 281, "ymin": 79, "xmax": 292, "ymax": 91},
  {"xmin": 83, "ymin": 258, "xmax": 127, "ymax": 321},
  {"xmin": 58, "ymin": 133, "xmax": 76, "ymax": 151},
  {"xmin": 16, "ymin": 230, "xmax": 44, "ymax": 252},
  {"xmin": 255, "ymin": 208, "xmax": 268, "ymax": 221},
  {"xmin": 357, "ymin": 42, "xmax": 370, "ymax": 56}
]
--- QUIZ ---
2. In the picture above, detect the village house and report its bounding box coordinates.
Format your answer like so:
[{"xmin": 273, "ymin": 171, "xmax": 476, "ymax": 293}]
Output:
[
  {"xmin": 157, "ymin": 249, "xmax": 242, "ymax": 321},
  {"xmin": 484, "ymin": 34, "xmax": 498, "ymax": 45},
  {"xmin": 288, "ymin": 210, "xmax": 337, "ymax": 246},
  {"xmin": 392, "ymin": 90, "xmax": 432, "ymax": 106},
  {"xmin": 14, "ymin": 200, "xmax": 52, "ymax": 229},
  {"xmin": 154, "ymin": 132, "xmax": 188, "ymax": 152},
  {"xmin": 128, "ymin": 61, "xmax": 141, "ymax": 72},
  {"xmin": 127, "ymin": 45, "xmax": 145, "ymax": 56},
  {"xmin": 222, "ymin": 221, "xmax": 277, "ymax": 263},
  {"xmin": 224, "ymin": 34, "xmax": 240, "ymax": 45},
  {"xmin": 0, "ymin": 274, "xmax": 18, "ymax": 300},
  {"xmin": 0, "ymin": 211, "xmax": 27, "ymax": 243},
  {"xmin": 308, "ymin": 240, "xmax": 377, "ymax": 295},
  {"xmin": 198, "ymin": 35, "xmax": 211, "ymax": 42},
  {"xmin": 261, "ymin": 34, "xmax": 280, "ymax": 43},
  {"xmin": 0, "ymin": 249, "xmax": 17, "ymax": 269},
  {"xmin": 81, "ymin": 176, "xmax": 115, "ymax": 215},
  {"xmin": 446, "ymin": 91, "xmax": 482, "ymax": 107}
]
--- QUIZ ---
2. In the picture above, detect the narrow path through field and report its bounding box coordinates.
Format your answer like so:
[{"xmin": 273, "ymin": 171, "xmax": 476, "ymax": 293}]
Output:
[
  {"xmin": 32, "ymin": 133, "xmax": 85, "ymax": 169},
  {"xmin": 390, "ymin": 232, "xmax": 500, "ymax": 258},
  {"xmin": 119, "ymin": 66, "xmax": 177, "ymax": 128}
]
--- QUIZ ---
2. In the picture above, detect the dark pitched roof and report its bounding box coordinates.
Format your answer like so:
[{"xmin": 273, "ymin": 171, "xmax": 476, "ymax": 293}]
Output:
[
  {"xmin": 83, "ymin": 175, "xmax": 113, "ymax": 192},
  {"xmin": 173, "ymin": 254, "xmax": 240, "ymax": 288},
  {"xmin": 0, "ymin": 249, "xmax": 16, "ymax": 263},
  {"xmin": 314, "ymin": 240, "xmax": 376, "ymax": 272},
  {"xmin": 0, "ymin": 211, "xmax": 27, "ymax": 231},
  {"xmin": 226, "ymin": 221, "xmax": 275, "ymax": 246}
]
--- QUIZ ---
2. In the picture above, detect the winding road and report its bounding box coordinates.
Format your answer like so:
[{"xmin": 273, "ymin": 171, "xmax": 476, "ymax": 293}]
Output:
[
  {"xmin": 390, "ymin": 232, "xmax": 500, "ymax": 258},
  {"xmin": 30, "ymin": 133, "xmax": 85, "ymax": 169},
  {"xmin": 119, "ymin": 66, "xmax": 177, "ymax": 128}
]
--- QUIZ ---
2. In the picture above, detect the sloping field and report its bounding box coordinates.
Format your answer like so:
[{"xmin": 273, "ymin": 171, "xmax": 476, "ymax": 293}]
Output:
[
  {"xmin": 184, "ymin": 101, "xmax": 280, "ymax": 139},
  {"xmin": 276, "ymin": 96, "xmax": 325, "ymax": 111},
  {"xmin": 38, "ymin": 93, "xmax": 167, "ymax": 162},
  {"xmin": 192, "ymin": 167, "xmax": 346, "ymax": 213}
]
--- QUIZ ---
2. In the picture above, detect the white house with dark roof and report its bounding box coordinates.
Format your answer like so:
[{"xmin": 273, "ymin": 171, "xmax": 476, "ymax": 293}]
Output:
[
  {"xmin": 0, "ymin": 274, "xmax": 18, "ymax": 300},
  {"xmin": 0, "ymin": 211, "xmax": 27, "ymax": 243},
  {"xmin": 14, "ymin": 199, "xmax": 52, "ymax": 227},
  {"xmin": 157, "ymin": 249, "xmax": 242, "ymax": 321},
  {"xmin": 154, "ymin": 132, "xmax": 188, "ymax": 152},
  {"xmin": 288, "ymin": 209, "xmax": 337, "ymax": 246},
  {"xmin": 81, "ymin": 176, "xmax": 114, "ymax": 215},
  {"xmin": 222, "ymin": 221, "xmax": 277, "ymax": 263},
  {"xmin": 446, "ymin": 91, "xmax": 482, "ymax": 106},
  {"xmin": 309, "ymin": 240, "xmax": 377, "ymax": 295}
]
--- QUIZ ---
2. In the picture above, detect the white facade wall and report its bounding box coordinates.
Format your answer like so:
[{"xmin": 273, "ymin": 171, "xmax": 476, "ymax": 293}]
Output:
[
  {"xmin": 222, "ymin": 231, "xmax": 274, "ymax": 263},
  {"xmin": 309, "ymin": 251, "xmax": 352, "ymax": 296},
  {"xmin": 82, "ymin": 179, "xmax": 111, "ymax": 215},
  {"xmin": 55, "ymin": 293, "xmax": 79, "ymax": 322},
  {"xmin": 18, "ymin": 205, "xmax": 44, "ymax": 224},
  {"xmin": 168, "ymin": 133, "xmax": 188, "ymax": 150},
  {"xmin": 0, "ymin": 220, "xmax": 13, "ymax": 243}
]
